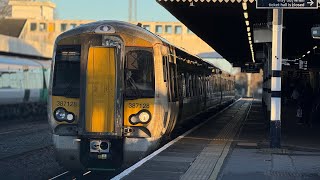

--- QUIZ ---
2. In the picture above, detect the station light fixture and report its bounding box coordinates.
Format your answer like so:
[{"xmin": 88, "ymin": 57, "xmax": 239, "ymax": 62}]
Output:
[
  {"xmin": 313, "ymin": 46, "xmax": 317, "ymax": 49},
  {"xmin": 302, "ymin": 54, "xmax": 305, "ymax": 57},
  {"xmin": 242, "ymin": 2, "xmax": 247, "ymax": 11},
  {"xmin": 244, "ymin": 12, "xmax": 248, "ymax": 19},
  {"xmin": 307, "ymin": 51, "xmax": 311, "ymax": 54},
  {"xmin": 242, "ymin": 6, "xmax": 255, "ymax": 63}
]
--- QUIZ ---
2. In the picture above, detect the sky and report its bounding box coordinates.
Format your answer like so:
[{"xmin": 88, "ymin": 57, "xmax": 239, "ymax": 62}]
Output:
[{"xmin": 52, "ymin": 0, "xmax": 178, "ymax": 22}]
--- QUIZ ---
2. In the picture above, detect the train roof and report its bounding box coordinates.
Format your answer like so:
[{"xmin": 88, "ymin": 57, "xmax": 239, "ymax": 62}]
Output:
[
  {"xmin": 56, "ymin": 20, "xmax": 162, "ymax": 45},
  {"xmin": 56, "ymin": 20, "xmax": 229, "ymax": 75},
  {"xmin": 0, "ymin": 55, "xmax": 51, "ymax": 68}
]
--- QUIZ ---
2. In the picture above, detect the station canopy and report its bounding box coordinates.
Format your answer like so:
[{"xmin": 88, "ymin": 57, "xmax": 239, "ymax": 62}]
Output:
[{"xmin": 157, "ymin": 0, "xmax": 320, "ymax": 67}]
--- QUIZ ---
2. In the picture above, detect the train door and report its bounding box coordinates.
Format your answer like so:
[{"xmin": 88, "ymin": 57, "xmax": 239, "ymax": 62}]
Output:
[{"xmin": 85, "ymin": 47, "xmax": 116, "ymax": 133}]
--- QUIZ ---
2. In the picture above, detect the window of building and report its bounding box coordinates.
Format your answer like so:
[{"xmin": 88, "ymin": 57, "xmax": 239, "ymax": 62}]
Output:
[
  {"xmin": 187, "ymin": 29, "xmax": 194, "ymax": 34},
  {"xmin": 175, "ymin": 26, "xmax": 182, "ymax": 34},
  {"xmin": 165, "ymin": 25, "xmax": 172, "ymax": 34},
  {"xmin": 143, "ymin": 25, "xmax": 150, "ymax": 31},
  {"xmin": 61, "ymin": 23, "xmax": 67, "ymax": 32},
  {"xmin": 30, "ymin": 23, "xmax": 37, "ymax": 31},
  {"xmin": 155, "ymin": 25, "xmax": 163, "ymax": 34},
  {"xmin": 70, "ymin": 24, "xmax": 77, "ymax": 29},
  {"xmin": 174, "ymin": 26, "xmax": 182, "ymax": 34},
  {"xmin": 39, "ymin": 23, "xmax": 47, "ymax": 32}
]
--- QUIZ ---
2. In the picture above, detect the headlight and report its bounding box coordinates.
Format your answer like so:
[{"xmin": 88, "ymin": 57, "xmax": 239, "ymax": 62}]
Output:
[
  {"xmin": 54, "ymin": 108, "xmax": 75, "ymax": 123},
  {"xmin": 66, "ymin": 113, "xmax": 74, "ymax": 121},
  {"xmin": 138, "ymin": 111, "xmax": 151, "ymax": 123},
  {"xmin": 54, "ymin": 108, "xmax": 67, "ymax": 121},
  {"xmin": 129, "ymin": 110, "xmax": 152, "ymax": 125}
]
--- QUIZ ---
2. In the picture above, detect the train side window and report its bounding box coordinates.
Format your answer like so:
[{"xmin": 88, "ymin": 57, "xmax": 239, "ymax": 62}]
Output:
[
  {"xmin": 186, "ymin": 73, "xmax": 190, "ymax": 97},
  {"xmin": 215, "ymin": 76, "xmax": 219, "ymax": 92},
  {"xmin": 188, "ymin": 74, "xmax": 192, "ymax": 97},
  {"xmin": 169, "ymin": 62, "xmax": 178, "ymax": 101},
  {"xmin": 192, "ymin": 75, "xmax": 195, "ymax": 97},
  {"xmin": 181, "ymin": 73, "xmax": 186, "ymax": 98},
  {"xmin": 162, "ymin": 56, "xmax": 167, "ymax": 82},
  {"xmin": 177, "ymin": 72, "xmax": 183, "ymax": 98},
  {"xmin": 209, "ymin": 76, "xmax": 215, "ymax": 94}
]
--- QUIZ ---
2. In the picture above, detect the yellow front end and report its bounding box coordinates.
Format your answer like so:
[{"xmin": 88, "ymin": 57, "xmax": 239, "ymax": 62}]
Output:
[{"xmin": 85, "ymin": 47, "xmax": 116, "ymax": 133}]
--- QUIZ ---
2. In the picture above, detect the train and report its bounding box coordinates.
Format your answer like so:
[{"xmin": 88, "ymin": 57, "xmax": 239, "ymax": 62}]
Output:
[
  {"xmin": 48, "ymin": 21, "xmax": 235, "ymax": 171},
  {"xmin": 0, "ymin": 54, "xmax": 51, "ymax": 119}
]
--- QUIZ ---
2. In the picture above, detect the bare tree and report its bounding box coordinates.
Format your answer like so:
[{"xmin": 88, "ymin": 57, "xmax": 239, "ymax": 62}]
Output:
[{"xmin": 0, "ymin": 0, "xmax": 10, "ymax": 19}]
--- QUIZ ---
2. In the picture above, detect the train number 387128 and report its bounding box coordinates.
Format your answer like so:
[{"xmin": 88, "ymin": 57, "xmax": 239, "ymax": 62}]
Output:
[
  {"xmin": 57, "ymin": 101, "xmax": 78, "ymax": 107},
  {"xmin": 128, "ymin": 103, "xmax": 150, "ymax": 109}
]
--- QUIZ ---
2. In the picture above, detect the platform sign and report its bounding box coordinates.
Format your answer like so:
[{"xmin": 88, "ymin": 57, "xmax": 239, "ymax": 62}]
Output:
[
  {"xmin": 298, "ymin": 60, "xmax": 308, "ymax": 70},
  {"xmin": 256, "ymin": 0, "xmax": 318, "ymax": 9},
  {"xmin": 241, "ymin": 63, "xmax": 260, "ymax": 73}
]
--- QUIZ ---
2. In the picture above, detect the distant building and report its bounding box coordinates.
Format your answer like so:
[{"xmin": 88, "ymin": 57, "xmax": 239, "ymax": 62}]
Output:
[
  {"xmin": 0, "ymin": 0, "xmax": 93, "ymax": 57},
  {"xmin": 135, "ymin": 21, "xmax": 214, "ymax": 55},
  {"xmin": 0, "ymin": 0, "xmax": 215, "ymax": 58},
  {"xmin": 6, "ymin": 0, "xmax": 55, "ymax": 20}
]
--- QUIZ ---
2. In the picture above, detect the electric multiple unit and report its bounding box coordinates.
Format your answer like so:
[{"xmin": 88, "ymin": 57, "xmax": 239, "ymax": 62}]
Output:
[
  {"xmin": 48, "ymin": 21, "xmax": 235, "ymax": 170},
  {"xmin": 0, "ymin": 55, "xmax": 50, "ymax": 118}
]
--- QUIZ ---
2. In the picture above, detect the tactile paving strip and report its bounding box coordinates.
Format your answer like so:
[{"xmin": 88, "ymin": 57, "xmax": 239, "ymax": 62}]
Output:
[{"xmin": 181, "ymin": 101, "xmax": 251, "ymax": 180}]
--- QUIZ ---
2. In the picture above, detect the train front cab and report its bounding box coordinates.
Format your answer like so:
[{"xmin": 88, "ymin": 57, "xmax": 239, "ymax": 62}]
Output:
[{"xmin": 49, "ymin": 28, "xmax": 171, "ymax": 170}]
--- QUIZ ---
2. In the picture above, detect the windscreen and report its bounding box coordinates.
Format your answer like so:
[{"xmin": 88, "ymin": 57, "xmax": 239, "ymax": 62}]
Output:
[
  {"xmin": 52, "ymin": 45, "xmax": 81, "ymax": 98},
  {"xmin": 125, "ymin": 48, "xmax": 155, "ymax": 99}
]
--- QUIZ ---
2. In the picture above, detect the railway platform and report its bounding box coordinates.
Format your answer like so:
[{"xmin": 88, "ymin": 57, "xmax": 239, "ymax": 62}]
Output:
[{"xmin": 113, "ymin": 98, "xmax": 320, "ymax": 180}]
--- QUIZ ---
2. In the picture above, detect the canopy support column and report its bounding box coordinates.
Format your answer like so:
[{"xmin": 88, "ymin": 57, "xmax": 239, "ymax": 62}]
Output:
[{"xmin": 270, "ymin": 9, "xmax": 283, "ymax": 148}]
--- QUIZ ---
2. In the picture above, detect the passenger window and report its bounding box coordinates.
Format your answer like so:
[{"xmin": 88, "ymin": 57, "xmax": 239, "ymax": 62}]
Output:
[
  {"xmin": 179, "ymin": 73, "xmax": 185, "ymax": 98},
  {"xmin": 125, "ymin": 48, "xmax": 155, "ymax": 99},
  {"xmin": 169, "ymin": 63, "xmax": 178, "ymax": 101}
]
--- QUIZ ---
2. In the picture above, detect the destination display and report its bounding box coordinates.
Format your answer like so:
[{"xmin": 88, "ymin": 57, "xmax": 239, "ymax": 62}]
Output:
[{"xmin": 256, "ymin": 0, "xmax": 318, "ymax": 9}]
